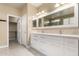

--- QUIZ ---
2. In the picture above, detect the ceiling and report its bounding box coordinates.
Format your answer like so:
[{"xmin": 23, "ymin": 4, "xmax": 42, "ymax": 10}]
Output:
[
  {"xmin": 0, "ymin": 3, "xmax": 43, "ymax": 9},
  {"xmin": 31, "ymin": 3, "xmax": 43, "ymax": 7},
  {"xmin": 0, "ymin": 3, "xmax": 26, "ymax": 9}
]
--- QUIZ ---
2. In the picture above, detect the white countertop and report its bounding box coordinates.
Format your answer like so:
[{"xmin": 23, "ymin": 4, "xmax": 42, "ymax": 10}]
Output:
[{"xmin": 32, "ymin": 32, "xmax": 79, "ymax": 39}]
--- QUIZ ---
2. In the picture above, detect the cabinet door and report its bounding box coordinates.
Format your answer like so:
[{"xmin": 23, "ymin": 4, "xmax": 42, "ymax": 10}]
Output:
[
  {"xmin": 0, "ymin": 21, "xmax": 7, "ymax": 46},
  {"xmin": 31, "ymin": 34, "xmax": 64, "ymax": 56},
  {"xmin": 62, "ymin": 37, "xmax": 78, "ymax": 56}
]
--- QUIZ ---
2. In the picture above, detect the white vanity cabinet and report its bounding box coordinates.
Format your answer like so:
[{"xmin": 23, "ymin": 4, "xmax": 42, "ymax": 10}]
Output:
[
  {"xmin": 31, "ymin": 33, "xmax": 79, "ymax": 56},
  {"xmin": 62, "ymin": 37, "xmax": 78, "ymax": 56}
]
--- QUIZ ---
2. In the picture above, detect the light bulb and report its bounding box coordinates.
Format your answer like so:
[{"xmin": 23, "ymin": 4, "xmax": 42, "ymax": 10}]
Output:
[
  {"xmin": 55, "ymin": 3, "xmax": 60, "ymax": 7},
  {"xmin": 60, "ymin": 3, "xmax": 65, "ymax": 4},
  {"xmin": 41, "ymin": 11, "xmax": 45, "ymax": 13}
]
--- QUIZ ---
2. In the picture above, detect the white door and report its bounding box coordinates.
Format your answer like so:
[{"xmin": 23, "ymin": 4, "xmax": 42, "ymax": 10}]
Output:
[
  {"xmin": 21, "ymin": 15, "xmax": 27, "ymax": 46},
  {"xmin": 17, "ymin": 17, "xmax": 22, "ymax": 44}
]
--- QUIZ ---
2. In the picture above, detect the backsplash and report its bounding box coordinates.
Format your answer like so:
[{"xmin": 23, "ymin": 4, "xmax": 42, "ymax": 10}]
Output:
[{"xmin": 32, "ymin": 28, "xmax": 79, "ymax": 35}]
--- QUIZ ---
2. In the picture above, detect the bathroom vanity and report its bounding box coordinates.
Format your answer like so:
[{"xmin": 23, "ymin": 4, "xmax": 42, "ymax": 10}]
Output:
[
  {"xmin": 31, "ymin": 4, "xmax": 79, "ymax": 56},
  {"xmin": 31, "ymin": 33, "xmax": 79, "ymax": 56}
]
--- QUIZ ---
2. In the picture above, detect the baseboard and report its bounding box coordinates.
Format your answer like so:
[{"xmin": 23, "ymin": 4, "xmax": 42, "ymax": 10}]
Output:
[{"xmin": 0, "ymin": 45, "xmax": 8, "ymax": 48}]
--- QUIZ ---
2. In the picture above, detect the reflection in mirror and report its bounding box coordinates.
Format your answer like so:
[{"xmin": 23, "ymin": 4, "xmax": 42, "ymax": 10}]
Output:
[
  {"xmin": 33, "ymin": 20, "xmax": 37, "ymax": 27},
  {"xmin": 38, "ymin": 18, "xmax": 42, "ymax": 27},
  {"xmin": 43, "ymin": 7, "xmax": 74, "ymax": 27}
]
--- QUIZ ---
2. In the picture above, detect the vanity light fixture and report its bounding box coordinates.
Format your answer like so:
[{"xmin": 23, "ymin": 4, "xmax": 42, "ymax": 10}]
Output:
[
  {"xmin": 41, "ymin": 11, "xmax": 45, "ymax": 13},
  {"xmin": 36, "ymin": 13, "xmax": 39, "ymax": 16},
  {"xmin": 55, "ymin": 3, "xmax": 60, "ymax": 7},
  {"xmin": 60, "ymin": 3, "xmax": 65, "ymax": 4},
  {"xmin": 36, "ymin": 12, "xmax": 41, "ymax": 16},
  {"xmin": 36, "ymin": 10, "xmax": 46, "ymax": 16}
]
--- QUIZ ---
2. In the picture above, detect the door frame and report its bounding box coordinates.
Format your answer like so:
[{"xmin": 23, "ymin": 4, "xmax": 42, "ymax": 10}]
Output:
[
  {"xmin": 17, "ymin": 17, "xmax": 22, "ymax": 44},
  {"xmin": 7, "ymin": 14, "xmax": 19, "ymax": 47}
]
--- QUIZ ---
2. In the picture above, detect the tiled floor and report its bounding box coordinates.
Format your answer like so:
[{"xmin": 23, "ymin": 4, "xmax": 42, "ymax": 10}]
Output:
[{"xmin": 0, "ymin": 40, "xmax": 34, "ymax": 56}]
